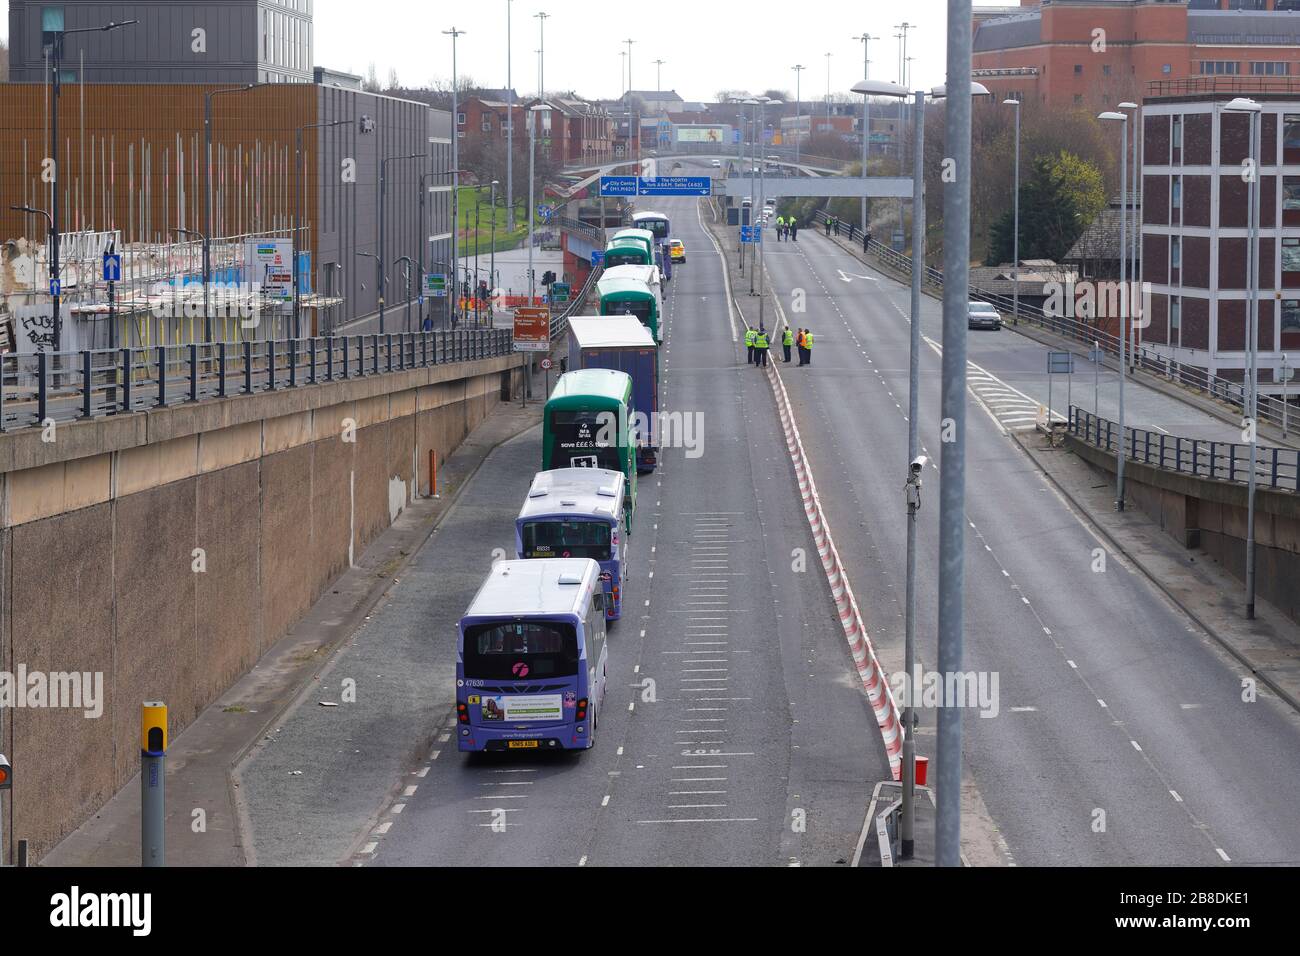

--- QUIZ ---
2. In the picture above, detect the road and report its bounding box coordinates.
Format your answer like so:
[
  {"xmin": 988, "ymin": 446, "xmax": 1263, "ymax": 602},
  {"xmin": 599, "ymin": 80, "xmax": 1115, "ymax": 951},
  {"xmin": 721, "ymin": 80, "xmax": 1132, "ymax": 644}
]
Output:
[
  {"xmin": 238, "ymin": 191, "xmax": 887, "ymax": 866},
  {"xmin": 757, "ymin": 210, "xmax": 1300, "ymax": 865}
]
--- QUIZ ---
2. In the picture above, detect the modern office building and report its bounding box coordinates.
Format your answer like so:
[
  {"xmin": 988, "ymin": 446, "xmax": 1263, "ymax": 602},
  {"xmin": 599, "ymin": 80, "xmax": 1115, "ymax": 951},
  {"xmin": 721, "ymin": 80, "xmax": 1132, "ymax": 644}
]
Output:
[
  {"xmin": 8, "ymin": 0, "xmax": 314, "ymax": 84},
  {"xmin": 1139, "ymin": 77, "xmax": 1300, "ymax": 391}
]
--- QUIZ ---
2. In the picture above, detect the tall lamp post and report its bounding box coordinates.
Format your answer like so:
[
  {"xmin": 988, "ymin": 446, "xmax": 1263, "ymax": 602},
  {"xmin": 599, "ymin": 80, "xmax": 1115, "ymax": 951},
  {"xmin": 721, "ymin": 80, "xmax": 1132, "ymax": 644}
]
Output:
[
  {"xmin": 535, "ymin": 12, "xmax": 549, "ymax": 96},
  {"xmin": 506, "ymin": 0, "xmax": 515, "ymax": 230},
  {"xmin": 294, "ymin": 119, "xmax": 347, "ymax": 339},
  {"xmin": 527, "ymin": 104, "xmax": 548, "ymax": 303},
  {"xmin": 205, "ymin": 83, "xmax": 265, "ymax": 343},
  {"xmin": 853, "ymin": 35, "xmax": 877, "ymax": 232},
  {"xmin": 1004, "ymin": 98, "xmax": 1021, "ymax": 326},
  {"xmin": 42, "ymin": 16, "xmax": 138, "ymax": 352},
  {"xmin": 378, "ymin": 153, "xmax": 422, "ymax": 333},
  {"xmin": 444, "ymin": 26, "xmax": 466, "ymax": 328},
  {"xmin": 792, "ymin": 65, "xmax": 805, "ymax": 168},
  {"xmin": 1120, "ymin": 101, "xmax": 1140, "ymax": 367},
  {"xmin": 1100, "ymin": 110, "xmax": 1129, "ymax": 511},
  {"xmin": 757, "ymin": 98, "xmax": 781, "ymax": 332},
  {"xmin": 1226, "ymin": 96, "xmax": 1263, "ymax": 618}
]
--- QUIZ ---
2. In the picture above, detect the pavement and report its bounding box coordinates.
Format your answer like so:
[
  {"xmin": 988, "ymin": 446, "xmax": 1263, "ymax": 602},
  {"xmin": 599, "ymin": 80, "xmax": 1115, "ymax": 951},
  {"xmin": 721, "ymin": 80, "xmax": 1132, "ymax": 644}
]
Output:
[{"xmin": 707, "ymin": 173, "xmax": 1300, "ymax": 867}]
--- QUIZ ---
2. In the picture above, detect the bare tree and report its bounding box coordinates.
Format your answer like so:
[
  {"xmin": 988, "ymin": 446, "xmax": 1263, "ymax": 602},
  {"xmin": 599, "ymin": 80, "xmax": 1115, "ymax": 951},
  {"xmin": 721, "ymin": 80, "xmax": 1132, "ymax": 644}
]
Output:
[
  {"xmin": 386, "ymin": 67, "xmax": 401, "ymax": 91},
  {"xmin": 363, "ymin": 62, "xmax": 380, "ymax": 93},
  {"xmin": 0, "ymin": 39, "xmax": 9, "ymax": 82}
]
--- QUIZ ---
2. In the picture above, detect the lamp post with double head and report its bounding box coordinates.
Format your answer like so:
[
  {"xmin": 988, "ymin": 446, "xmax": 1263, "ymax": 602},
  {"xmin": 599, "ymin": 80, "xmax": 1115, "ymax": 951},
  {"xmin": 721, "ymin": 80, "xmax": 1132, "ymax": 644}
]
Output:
[
  {"xmin": 1100, "ymin": 110, "xmax": 1129, "ymax": 511},
  {"xmin": 1004, "ymin": 98, "xmax": 1021, "ymax": 326}
]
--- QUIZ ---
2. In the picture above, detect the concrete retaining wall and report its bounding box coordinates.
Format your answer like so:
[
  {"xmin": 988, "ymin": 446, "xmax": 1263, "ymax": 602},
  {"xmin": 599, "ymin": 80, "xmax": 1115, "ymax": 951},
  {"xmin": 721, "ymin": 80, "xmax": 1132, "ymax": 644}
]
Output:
[
  {"xmin": 1068, "ymin": 434, "xmax": 1300, "ymax": 625},
  {"xmin": 0, "ymin": 354, "xmax": 525, "ymax": 861}
]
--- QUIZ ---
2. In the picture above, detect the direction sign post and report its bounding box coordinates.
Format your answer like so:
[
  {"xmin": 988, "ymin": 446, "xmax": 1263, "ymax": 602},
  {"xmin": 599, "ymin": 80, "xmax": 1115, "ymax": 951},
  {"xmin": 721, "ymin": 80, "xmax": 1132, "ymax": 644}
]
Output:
[
  {"xmin": 599, "ymin": 176, "xmax": 638, "ymax": 197},
  {"xmin": 740, "ymin": 225, "xmax": 762, "ymax": 244},
  {"xmin": 590, "ymin": 250, "xmax": 604, "ymax": 268},
  {"xmin": 513, "ymin": 305, "xmax": 551, "ymax": 353},
  {"xmin": 102, "ymin": 253, "xmax": 122, "ymax": 283},
  {"xmin": 1047, "ymin": 350, "xmax": 1074, "ymax": 427}
]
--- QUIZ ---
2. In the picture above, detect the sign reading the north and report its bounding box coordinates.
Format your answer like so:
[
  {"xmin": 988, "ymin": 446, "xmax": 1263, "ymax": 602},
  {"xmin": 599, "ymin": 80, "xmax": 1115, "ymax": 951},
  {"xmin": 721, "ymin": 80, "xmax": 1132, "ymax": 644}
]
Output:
[
  {"xmin": 599, "ymin": 175, "xmax": 712, "ymax": 197},
  {"xmin": 513, "ymin": 305, "xmax": 551, "ymax": 352}
]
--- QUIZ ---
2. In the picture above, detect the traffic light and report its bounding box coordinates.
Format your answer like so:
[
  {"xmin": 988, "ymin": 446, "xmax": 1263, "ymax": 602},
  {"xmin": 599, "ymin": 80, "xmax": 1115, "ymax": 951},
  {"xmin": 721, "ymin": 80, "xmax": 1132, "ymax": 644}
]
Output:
[{"xmin": 542, "ymin": 270, "xmax": 556, "ymax": 286}]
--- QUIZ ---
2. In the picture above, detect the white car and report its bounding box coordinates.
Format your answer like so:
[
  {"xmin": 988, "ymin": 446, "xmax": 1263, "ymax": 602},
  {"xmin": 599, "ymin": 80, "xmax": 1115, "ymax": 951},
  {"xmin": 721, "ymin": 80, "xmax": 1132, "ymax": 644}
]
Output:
[
  {"xmin": 967, "ymin": 301, "xmax": 1003, "ymax": 330},
  {"xmin": 710, "ymin": 159, "xmax": 722, "ymax": 168}
]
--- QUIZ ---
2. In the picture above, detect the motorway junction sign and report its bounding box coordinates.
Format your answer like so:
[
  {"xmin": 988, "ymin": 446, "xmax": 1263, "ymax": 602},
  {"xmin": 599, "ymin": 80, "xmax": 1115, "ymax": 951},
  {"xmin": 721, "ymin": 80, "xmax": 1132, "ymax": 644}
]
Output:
[{"xmin": 599, "ymin": 176, "xmax": 712, "ymax": 197}]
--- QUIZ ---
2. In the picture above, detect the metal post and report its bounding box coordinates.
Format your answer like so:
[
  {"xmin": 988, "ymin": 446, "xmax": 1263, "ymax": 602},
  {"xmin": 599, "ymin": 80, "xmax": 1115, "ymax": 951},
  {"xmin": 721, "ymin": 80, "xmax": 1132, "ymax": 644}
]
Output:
[
  {"xmin": 1284, "ymin": 354, "xmax": 1289, "ymax": 438},
  {"xmin": 141, "ymin": 701, "xmax": 166, "ymax": 867},
  {"xmin": 445, "ymin": 28, "xmax": 464, "ymax": 327},
  {"xmin": 379, "ymin": 160, "xmax": 387, "ymax": 334},
  {"xmin": 935, "ymin": 0, "xmax": 973, "ymax": 869},
  {"xmin": 901, "ymin": 88, "xmax": 925, "ymax": 861},
  {"xmin": 51, "ymin": 34, "xmax": 62, "ymax": 353},
  {"xmin": 528, "ymin": 108, "xmax": 537, "ymax": 302},
  {"xmin": 758, "ymin": 99, "xmax": 767, "ymax": 326},
  {"xmin": 793, "ymin": 66, "xmax": 803, "ymax": 169},
  {"xmin": 1094, "ymin": 339, "xmax": 1100, "ymax": 415},
  {"xmin": 1246, "ymin": 107, "xmax": 1261, "ymax": 620},
  {"xmin": 1117, "ymin": 116, "xmax": 1128, "ymax": 511},
  {"xmin": 1012, "ymin": 100, "xmax": 1020, "ymax": 325},
  {"xmin": 506, "ymin": 0, "xmax": 515, "ymax": 230}
]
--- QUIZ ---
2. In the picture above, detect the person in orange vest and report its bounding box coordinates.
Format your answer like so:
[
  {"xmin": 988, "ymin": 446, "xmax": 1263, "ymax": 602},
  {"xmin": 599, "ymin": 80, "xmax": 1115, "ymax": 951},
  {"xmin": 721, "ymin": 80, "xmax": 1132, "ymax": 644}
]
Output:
[{"xmin": 796, "ymin": 328, "xmax": 807, "ymax": 366}]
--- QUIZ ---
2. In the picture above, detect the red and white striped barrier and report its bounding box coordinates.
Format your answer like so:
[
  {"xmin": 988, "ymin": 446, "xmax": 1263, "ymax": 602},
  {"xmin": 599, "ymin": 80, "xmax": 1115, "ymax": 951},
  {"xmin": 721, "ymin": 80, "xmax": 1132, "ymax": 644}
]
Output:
[{"xmin": 765, "ymin": 358, "xmax": 904, "ymax": 780}]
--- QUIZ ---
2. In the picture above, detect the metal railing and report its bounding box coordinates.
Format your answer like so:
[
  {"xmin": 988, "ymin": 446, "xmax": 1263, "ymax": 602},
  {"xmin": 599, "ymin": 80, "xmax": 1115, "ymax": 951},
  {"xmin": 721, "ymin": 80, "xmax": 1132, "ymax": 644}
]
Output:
[
  {"xmin": 1070, "ymin": 406, "xmax": 1300, "ymax": 492},
  {"xmin": 0, "ymin": 328, "xmax": 515, "ymax": 431},
  {"xmin": 810, "ymin": 209, "xmax": 1288, "ymax": 432},
  {"xmin": 552, "ymin": 214, "xmax": 605, "ymax": 248},
  {"xmin": 549, "ymin": 263, "xmax": 603, "ymax": 343}
]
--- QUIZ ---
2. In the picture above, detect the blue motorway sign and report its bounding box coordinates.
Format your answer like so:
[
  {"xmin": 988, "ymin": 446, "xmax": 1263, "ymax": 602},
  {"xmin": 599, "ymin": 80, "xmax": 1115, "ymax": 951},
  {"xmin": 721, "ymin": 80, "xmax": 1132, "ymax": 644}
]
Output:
[
  {"xmin": 637, "ymin": 176, "xmax": 711, "ymax": 196},
  {"xmin": 740, "ymin": 225, "xmax": 762, "ymax": 243},
  {"xmin": 102, "ymin": 253, "xmax": 122, "ymax": 282},
  {"xmin": 591, "ymin": 250, "xmax": 605, "ymax": 266},
  {"xmin": 733, "ymin": 130, "xmax": 741, "ymax": 144},
  {"xmin": 599, "ymin": 176, "xmax": 638, "ymax": 197}
]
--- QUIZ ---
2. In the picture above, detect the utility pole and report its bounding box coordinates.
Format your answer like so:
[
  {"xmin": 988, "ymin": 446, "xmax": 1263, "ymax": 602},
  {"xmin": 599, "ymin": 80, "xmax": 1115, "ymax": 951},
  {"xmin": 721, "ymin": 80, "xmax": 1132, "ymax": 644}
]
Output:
[
  {"xmin": 506, "ymin": 0, "xmax": 515, "ymax": 230},
  {"xmin": 444, "ymin": 26, "xmax": 465, "ymax": 328},
  {"xmin": 895, "ymin": 23, "xmax": 912, "ymax": 86},
  {"xmin": 654, "ymin": 58, "xmax": 665, "ymax": 93}
]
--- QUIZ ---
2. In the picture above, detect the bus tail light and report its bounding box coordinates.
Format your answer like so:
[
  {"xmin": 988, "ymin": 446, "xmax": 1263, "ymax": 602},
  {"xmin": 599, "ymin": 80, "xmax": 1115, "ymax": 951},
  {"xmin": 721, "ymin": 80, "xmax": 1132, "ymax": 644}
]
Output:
[
  {"xmin": 456, "ymin": 702, "xmax": 470, "ymax": 724},
  {"xmin": 575, "ymin": 698, "xmax": 589, "ymax": 723}
]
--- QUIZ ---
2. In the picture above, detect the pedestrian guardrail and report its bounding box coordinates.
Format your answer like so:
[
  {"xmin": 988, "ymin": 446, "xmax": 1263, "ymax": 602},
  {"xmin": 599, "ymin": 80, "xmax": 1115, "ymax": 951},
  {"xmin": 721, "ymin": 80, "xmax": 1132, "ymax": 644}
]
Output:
[
  {"xmin": 1069, "ymin": 406, "xmax": 1300, "ymax": 492},
  {"xmin": 0, "ymin": 328, "xmax": 515, "ymax": 431},
  {"xmin": 810, "ymin": 209, "xmax": 1286, "ymax": 433}
]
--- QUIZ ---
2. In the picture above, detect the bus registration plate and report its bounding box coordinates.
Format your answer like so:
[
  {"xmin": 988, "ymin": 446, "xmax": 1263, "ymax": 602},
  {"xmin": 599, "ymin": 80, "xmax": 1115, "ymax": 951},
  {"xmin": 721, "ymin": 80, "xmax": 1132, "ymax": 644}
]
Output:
[{"xmin": 508, "ymin": 740, "xmax": 540, "ymax": 749}]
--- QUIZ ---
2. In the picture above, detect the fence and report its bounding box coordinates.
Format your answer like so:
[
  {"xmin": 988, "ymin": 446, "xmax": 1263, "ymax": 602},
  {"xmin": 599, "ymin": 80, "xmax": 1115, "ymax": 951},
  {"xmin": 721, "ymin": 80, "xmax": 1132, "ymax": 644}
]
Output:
[
  {"xmin": 810, "ymin": 209, "xmax": 1288, "ymax": 432},
  {"xmin": 0, "ymin": 328, "xmax": 515, "ymax": 431},
  {"xmin": 1069, "ymin": 406, "xmax": 1300, "ymax": 492}
]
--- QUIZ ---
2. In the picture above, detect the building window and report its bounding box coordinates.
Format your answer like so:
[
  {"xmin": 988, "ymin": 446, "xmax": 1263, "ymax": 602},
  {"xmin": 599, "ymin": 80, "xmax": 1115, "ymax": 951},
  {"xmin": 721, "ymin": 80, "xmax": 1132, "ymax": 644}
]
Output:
[
  {"xmin": 1073, "ymin": 94, "xmax": 1083, "ymax": 106},
  {"xmin": 1285, "ymin": 238, "xmax": 1300, "ymax": 272},
  {"xmin": 1171, "ymin": 298, "xmax": 1181, "ymax": 333},
  {"xmin": 41, "ymin": 6, "xmax": 65, "ymax": 31},
  {"xmin": 1251, "ymin": 62, "xmax": 1289, "ymax": 77},
  {"xmin": 1285, "ymin": 177, "xmax": 1300, "ymax": 211},
  {"xmin": 1283, "ymin": 300, "xmax": 1300, "ymax": 332},
  {"xmin": 1172, "ymin": 116, "xmax": 1182, "ymax": 149},
  {"xmin": 1172, "ymin": 178, "xmax": 1182, "ymax": 210},
  {"xmin": 457, "ymin": 112, "xmax": 466, "ymax": 126},
  {"xmin": 1102, "ymin": 65, "xmax": 1111, "ymax": 76},
  {"xmin": 1171, "ymin": 236, "xmax": 1181, "ymax": 269},
  {"xmin": 1162, "ymin": 64, "xmax": 1172, "ymax": 75},
  {"xmin": 1199, "ymin": 61, "xmax": 1240, "ymax": 76},
  {"xmin": 1285, "ymin": 115, "xmax": 1300, "ymax": 152},
  {"xmin": 1074, "ymin": 64, "xmax": 1083, "ymax": 75}
]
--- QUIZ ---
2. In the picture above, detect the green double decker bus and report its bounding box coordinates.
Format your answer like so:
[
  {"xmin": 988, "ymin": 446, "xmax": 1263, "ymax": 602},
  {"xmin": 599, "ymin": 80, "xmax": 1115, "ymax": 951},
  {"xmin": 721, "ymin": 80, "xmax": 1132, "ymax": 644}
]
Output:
[
  {"xmin": 597, "ymin": 274, "xmax": 662, "ymax": 343},
  {"xmin": 603, "ymin": 236, "xmax": 654, "ymax": 268},
  {"xmin": 543, "ymin": 369, "xmax": 638, "ymax": 531}
]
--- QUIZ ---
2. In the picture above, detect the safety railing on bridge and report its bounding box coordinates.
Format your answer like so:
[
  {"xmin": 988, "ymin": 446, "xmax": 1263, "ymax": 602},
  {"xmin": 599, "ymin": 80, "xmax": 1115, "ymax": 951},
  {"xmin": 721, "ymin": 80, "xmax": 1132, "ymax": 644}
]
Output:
[
  {"xmin": 0, "ymin": 328, "xmax": 515, "ymax": 431},
  {"xmin": 810, "ymin": 209, "xmax": 1288, "ymax": 432},
  {"xmin": 1069, "ymin": 406, "xmax": 1300, "ymax": 492}
]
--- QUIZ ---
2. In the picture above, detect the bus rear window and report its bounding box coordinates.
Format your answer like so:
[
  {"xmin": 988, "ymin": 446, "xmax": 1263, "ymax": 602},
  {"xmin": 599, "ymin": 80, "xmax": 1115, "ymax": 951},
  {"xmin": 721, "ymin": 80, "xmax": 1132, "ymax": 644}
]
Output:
[
  {"xmin": 462, "ymin": 621, "xmax": 579, "ymax": 679},
  {"xmin": 604, "ymin": 252, "xmax": 645, "ymax": 268},
  {"xmin": 522, "ymin": 520, "xmax": 612, "ymax": 561},
  {"xmin": 548, "ymin": 410, "xmax": 625, "ymax": 471},
  {"xmin": 605, "ymin": 299, "xmax": 652, "ymax": 323}
]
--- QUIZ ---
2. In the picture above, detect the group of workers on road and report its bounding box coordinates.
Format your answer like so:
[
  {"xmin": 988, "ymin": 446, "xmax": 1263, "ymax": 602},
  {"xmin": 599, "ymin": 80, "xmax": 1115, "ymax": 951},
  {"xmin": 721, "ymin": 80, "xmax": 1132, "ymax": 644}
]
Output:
[
  {"xmin": 774, "ymin": 216, "xmax": 799, "ymax": 242},
  {"xmin": 744, "ymin": 324, "xmax": 813, "ymax": 367}
]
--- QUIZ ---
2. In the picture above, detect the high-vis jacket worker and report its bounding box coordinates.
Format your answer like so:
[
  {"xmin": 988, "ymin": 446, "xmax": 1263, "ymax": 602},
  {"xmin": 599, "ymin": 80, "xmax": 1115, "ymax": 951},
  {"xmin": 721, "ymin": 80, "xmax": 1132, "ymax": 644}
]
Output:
[
  {"xmin": 744, "ymin": 327, "xmax": 757, "ymax": 364},
  {"xmin": 755, "ymin": 328, "xmax": 770, "ymax": 367},
  {"xmin": 782, "ymin": 327, "xmax": 793, "ymax": 363},
  {"xmin": 804, "ymin": 330, "xmax": 814, "ymax": 365}
]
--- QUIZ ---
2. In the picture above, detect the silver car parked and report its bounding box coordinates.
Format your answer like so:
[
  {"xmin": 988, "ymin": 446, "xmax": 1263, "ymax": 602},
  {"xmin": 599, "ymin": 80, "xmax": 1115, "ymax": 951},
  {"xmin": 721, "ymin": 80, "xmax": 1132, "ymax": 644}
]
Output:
[{"xmin": 967, "ymin": 301, "xmax": 1002, "ymax": 330}]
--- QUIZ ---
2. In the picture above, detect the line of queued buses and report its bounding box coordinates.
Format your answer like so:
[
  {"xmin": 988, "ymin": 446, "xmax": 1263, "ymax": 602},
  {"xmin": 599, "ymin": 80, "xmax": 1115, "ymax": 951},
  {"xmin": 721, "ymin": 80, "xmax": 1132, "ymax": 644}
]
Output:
[{"xmin": 456, "ymin": 211, "xmax": 678, "ymax": 755}]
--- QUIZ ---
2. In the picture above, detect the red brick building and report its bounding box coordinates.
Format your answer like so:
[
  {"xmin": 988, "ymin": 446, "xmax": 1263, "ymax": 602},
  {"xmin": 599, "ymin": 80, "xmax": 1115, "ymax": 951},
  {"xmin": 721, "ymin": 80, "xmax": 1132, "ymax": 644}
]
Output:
[
  {"xmin": 1139, "ymin": 79, "xmax": 1300, "ymax": 391},
  {"xmin": 528, "ymin": 97, "xmax": 615, "ymax": 166},
  {"xmin": 973, "ymin": 1, "xmax": 1300, "ymax": 110}
]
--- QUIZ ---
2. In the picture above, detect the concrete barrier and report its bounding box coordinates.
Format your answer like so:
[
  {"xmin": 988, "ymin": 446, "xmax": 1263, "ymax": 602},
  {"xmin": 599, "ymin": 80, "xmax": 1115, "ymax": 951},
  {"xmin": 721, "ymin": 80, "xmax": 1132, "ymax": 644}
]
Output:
[{"xmin": 0, "ymin": 353, "xmax": 525, "ymax": 861}]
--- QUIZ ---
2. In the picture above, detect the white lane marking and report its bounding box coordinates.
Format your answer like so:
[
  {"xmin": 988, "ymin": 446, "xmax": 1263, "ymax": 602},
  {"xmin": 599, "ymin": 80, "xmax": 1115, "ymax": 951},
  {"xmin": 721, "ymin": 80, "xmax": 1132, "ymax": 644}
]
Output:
[
  {"xmin": 636, "ymin": 817, "xmax": 758, "ymax": 824},
  {"xmin": 1216, "ymin": 848, "xmax": 1231, "ymax": 862},
  {"xmin": 1170, "ymin": 790, "xmax": 1183, "ymax": 803},
  {"xmin": 361, "ymin": 842, "xmax": 378, "ymax": 854}
]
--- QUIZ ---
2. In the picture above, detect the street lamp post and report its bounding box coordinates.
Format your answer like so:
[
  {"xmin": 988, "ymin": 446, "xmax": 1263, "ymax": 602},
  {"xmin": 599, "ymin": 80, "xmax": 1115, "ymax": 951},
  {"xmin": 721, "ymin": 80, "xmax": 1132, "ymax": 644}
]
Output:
[
  {"xmin": 43, "ymin": 18, "xmax": 138, "ymax": 352},
  {"xmin": 528, "ymin": 105, "xmax": 548, "ymax": 303},
  {"xmin": 1226, "ymin": 97, "xmax": 1264, "ymax": 618},
  {"xmin": 205, "ymin": 83, "xmax": 263, "ymax": 344},
  {"xmin": 792, "ymin": 65, "xmax": 805, "ymax": 168},
  {"xmin": 853, "ymin": 35, "xmax": 877, "ymax": 232},
  {"xmin": 757, "ymin": 98, "xmax": 781, "ymax": 333},
  {"xmin": 1120, "ymin": 101, "xmax": 1140, "ymax": 368},
  {"xmin": 506, "ymin": 0, "xmax": 515, "ymax": 230},
  {"xmin": 444, "ymin": 27, "xmax": 466, "ymax": 328},
  {"xmin": 489, "ymin": 180, "xmax": 499, "ymax": 319},
  {"xmin": 379, "ymin": 153, "xmax": 422, "ymax": 334},
  {"xmin": 535, "ymin": 12, "xmax": 549, "ymax": 96},
  {"xmin": 295, "ymin": 119, "xmax": 347, "ymax": 339},
  {"xmin": 1100, "ymin": 110, "xmax": 1129, "ymax": 511},
  {"xmin": 393, "ymin": 255, "xmax": 414, "ymax": 332},
  {"xmin": 1004, "ymin": 98, "xmax": 1021, "ymax": 326}
]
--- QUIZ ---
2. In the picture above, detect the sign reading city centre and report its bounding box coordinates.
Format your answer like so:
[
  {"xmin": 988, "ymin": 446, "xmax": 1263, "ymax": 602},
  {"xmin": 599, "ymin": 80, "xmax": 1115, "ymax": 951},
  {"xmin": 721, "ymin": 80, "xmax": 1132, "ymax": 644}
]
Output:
[{"xmin": 600, "ymin": 176, "xmax": 712, "ymax": 197}]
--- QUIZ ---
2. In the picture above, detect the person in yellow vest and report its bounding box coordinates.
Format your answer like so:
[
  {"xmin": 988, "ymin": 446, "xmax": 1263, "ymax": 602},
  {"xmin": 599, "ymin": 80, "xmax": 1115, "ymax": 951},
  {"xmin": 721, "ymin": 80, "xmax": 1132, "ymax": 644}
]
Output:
[
  {"xmin": 755, "ymin": 325, "xmax": 770, "ymax": 367},
  {"xmin": 744, "ymin": 326, "xmax": 756, "ymax": 364},
  {"xmin": 804, "ymin": 328, "xmax": 814, "ymax": 365},
  {"xmin": 782, "ymin": 326, "xmax": 793, "ymax": 363}
]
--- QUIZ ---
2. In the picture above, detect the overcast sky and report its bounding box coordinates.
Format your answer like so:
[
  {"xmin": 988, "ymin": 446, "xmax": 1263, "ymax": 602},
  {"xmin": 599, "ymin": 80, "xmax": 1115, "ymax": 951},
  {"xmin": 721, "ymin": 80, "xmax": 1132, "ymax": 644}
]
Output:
[{"xmin": 2, "ymin": 1, "xmax": 1013, "ymax": 101}]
